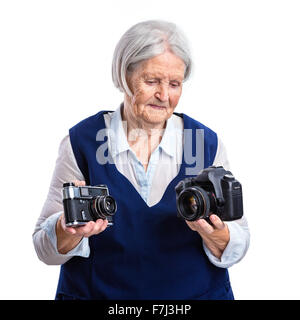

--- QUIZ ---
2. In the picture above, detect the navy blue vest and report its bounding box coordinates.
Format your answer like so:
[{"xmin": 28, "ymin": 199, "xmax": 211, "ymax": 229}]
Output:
[{"xmin": 55, "ymin": 110, "xmax": 234, "ymax": 300}]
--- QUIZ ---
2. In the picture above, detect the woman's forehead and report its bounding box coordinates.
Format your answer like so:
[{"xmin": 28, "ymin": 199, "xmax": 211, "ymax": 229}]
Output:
[
  {"xmin": 141, "ymin": 70, "xmax": 184, "ymax": 81},
  {"xmin": 135, "ymin": 52, "xmax": 185, "ymax": 78}
]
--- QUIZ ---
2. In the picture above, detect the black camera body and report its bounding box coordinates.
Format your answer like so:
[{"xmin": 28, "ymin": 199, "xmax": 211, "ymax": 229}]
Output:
[
  {"xmin": 62, "ymin": 183, "xmax": 117, "ymax": 227},
  {"xmin": 175, "ymin": 166, "xmax": 243, "ymax": 222}
]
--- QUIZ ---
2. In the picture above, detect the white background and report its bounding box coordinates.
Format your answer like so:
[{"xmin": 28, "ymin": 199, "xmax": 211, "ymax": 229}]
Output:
[{"xmin": 0, "ymin": 0, "xmax": 299, "ymax": 300}]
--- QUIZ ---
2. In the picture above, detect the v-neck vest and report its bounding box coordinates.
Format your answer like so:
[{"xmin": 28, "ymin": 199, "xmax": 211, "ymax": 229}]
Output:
[{"xmin": 55, "ymin": 110, "xmax": 234, "ymax": 300}]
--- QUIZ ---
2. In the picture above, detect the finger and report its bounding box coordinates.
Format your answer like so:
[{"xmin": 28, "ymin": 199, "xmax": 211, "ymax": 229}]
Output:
[
  {"xmin": 79, "ymin": 219, "xmax": 108, "ymax": 237},
  {"xmin": 185, "ymin": 220, "xmax": 198, "ymax": 231},
  {"xmin": 64, "ymin": 218, "xmax": 108, "ymax": 237},
  {"xmin": 209, "ymin": 214, "xmax": 225, "ymax": 230},
  {"xmin": 197, "ymin": 218, "xmax": 214, "ymax": 234},
  {"xmin": 100, "ymin": 219, "xmax": 109, "ymax": 231},
  {"xmin": 90, "ymin": 219, "xmax": 105, "ymax": 235},
  {"xmin": 64, "ymin": 221, "xmax": 95, "ymax": 237},
  {"xmin": 78, "ymin": 221, "xmax": 96, "ymax": 237},
  {"xmin": 73, "ymin": 180, "xmax": 86, "ymax": 187},
  {"xmin": 186, "ymin": 219, "xmax": 214, "ymax": 234},
  {"xmin": 94, "ymin": 219, "xmax": 108, "ymax": 234}
]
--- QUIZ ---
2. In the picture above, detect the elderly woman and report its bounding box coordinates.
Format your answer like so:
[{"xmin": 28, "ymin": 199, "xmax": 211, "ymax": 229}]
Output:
[{"xmin": 33, "ymin": 20, "xmax": 250, "ymax": 300}]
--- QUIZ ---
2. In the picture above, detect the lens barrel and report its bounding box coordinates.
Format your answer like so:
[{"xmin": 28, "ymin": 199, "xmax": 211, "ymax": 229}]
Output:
[
  {"xmin": 91, "ymin": 195, "xmax": 117, "ymax": 219},
  {"xmin": 177, "ymin": 186, "xmax": 211, "ymax": 221}
]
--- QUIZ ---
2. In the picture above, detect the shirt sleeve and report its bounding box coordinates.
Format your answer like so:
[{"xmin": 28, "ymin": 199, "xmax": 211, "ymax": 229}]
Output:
[
  {"xmin": 32, "ymin": 135, "xmax": 90, "ymax": 265},
  {"xmin": 202, "ymin": 137, "xmax": 250, "ymax": 268}
]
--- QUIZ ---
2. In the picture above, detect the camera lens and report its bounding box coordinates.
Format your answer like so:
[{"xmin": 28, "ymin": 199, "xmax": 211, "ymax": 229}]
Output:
[
  {"xmin": 177, "ymin": 187, "xmax": 210, "ymax": 221},
  {"xmin": 91, "ymin": 195, "xmax": 117, "ymax": 219},
  {"xmin": 187, "ymin": 195, "xmax": 199, "ymax": 214},
  {"xmin": 102, "ymin": 196, "xmax": 116, "ymax": 215}
]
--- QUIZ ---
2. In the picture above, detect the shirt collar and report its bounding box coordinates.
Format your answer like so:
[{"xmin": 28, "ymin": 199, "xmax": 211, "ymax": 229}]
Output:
[
  {"xmin": 109, "ymin": 103, "xmax": 177, "ymax": 158},
  {"xmin": 109, "ymin": 104, "xmax": 131, "ymax": 158},
  {"xmin": 158, "ymin": 116, "xmax": 176, "ymax": 158}
]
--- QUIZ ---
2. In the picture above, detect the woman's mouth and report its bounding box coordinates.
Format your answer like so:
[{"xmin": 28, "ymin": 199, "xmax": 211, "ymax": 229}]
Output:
[{"xmin": 148, "ymin": 104, "xmax": 166, "ymax": 110}]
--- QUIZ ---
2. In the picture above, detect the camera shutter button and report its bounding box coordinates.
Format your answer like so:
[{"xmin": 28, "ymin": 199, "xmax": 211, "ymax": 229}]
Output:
[{"xmin": 224, "ymin": 174, "xmax": 234, "ymax": 181}]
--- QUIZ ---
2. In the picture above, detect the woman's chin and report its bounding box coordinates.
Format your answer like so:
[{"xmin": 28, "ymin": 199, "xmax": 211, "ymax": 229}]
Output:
[{"xmin": 142, "ymin": 108, "xmax": 168, "ymax": 124}]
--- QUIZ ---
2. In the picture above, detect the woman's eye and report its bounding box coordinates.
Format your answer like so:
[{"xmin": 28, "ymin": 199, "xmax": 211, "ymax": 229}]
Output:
[{"xmin": 146, "ymin": 80, "xmax": 158, "ymax": 85}]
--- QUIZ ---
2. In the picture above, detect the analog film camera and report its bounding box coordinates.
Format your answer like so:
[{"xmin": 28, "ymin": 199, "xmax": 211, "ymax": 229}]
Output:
[
  {"xmin": 175, "ymin": 166, "xmax": 243, "ymax": 222},
  {"xmin": 62, "ymin": 183, "xmax": 117, "ymax": 227}
]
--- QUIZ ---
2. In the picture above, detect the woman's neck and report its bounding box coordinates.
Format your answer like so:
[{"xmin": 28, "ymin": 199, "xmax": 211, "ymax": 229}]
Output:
[{"xmin": 121, "ymin": 102, "xmax": 166, "ymax": 171}]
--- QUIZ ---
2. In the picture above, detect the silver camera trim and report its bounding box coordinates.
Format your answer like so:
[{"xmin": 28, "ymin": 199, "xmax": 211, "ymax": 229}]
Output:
[
  {"xmin": 62, "ymin": 185, "xmax": 108, "ymax": 200},
  {"xmin": 66, "ymin": 220, "xmax": 113, "ymax": 228},
  {"xmin": 65, "ymin": 221, "xmax": 88, "ymax": 227}
]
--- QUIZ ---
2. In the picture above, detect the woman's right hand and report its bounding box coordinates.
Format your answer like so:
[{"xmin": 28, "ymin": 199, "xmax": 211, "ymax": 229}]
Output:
[{"xmin": 56, "ymin": 180, "xmax": 109, "ymax": 254}]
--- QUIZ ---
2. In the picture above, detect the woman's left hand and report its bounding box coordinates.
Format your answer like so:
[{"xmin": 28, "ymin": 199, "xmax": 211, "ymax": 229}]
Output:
[{"xmin": 186, "ymin": 214, "xmax": 230, "ymax": 260}]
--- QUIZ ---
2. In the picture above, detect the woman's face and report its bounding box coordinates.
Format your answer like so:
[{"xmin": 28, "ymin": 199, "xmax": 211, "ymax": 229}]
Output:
[{"xmin": 124, "ymin": 51, "xmax": 185, "ymax": 128}]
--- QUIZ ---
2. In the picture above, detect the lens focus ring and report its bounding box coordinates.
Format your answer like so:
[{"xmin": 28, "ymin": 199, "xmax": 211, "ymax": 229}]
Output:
[
  {"xmin": 92, "ymin": 195, "xmax": 117, "ymax": 219},
  {"xmin": 177, "ymin": 186, "xmax": 210, "ymax": 221}
]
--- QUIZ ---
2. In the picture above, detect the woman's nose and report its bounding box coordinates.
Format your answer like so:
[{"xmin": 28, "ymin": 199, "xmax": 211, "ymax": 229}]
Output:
[{"xmin": 155, "ymin": 84, "xmax": 169, "ymax": 102}]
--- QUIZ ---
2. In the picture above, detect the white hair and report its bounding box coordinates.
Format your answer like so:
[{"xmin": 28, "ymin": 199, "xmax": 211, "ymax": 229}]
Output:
[{"xmin": 112, "ymin": 20, "xmax": 192, "ymax": 96}]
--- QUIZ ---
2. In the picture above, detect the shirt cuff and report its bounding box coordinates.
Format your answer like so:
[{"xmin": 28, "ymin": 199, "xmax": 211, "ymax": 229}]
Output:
[
  {"xmin": 40, "ymin": 212, "xmax": 90, "ymax": 258},
  {"xmin": 203, "ymin": 221, "xmax": 250, "ymax": 268}
]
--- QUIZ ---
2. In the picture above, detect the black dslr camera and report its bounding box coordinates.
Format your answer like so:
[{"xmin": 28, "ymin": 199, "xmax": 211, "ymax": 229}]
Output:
[
  {"xmin": 175, "ymin": 166, "xmax": 243, "ymax": 222},
  {"xmin": 62, "ymin": 183, "xmax": 117, "ymax": 227}
]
